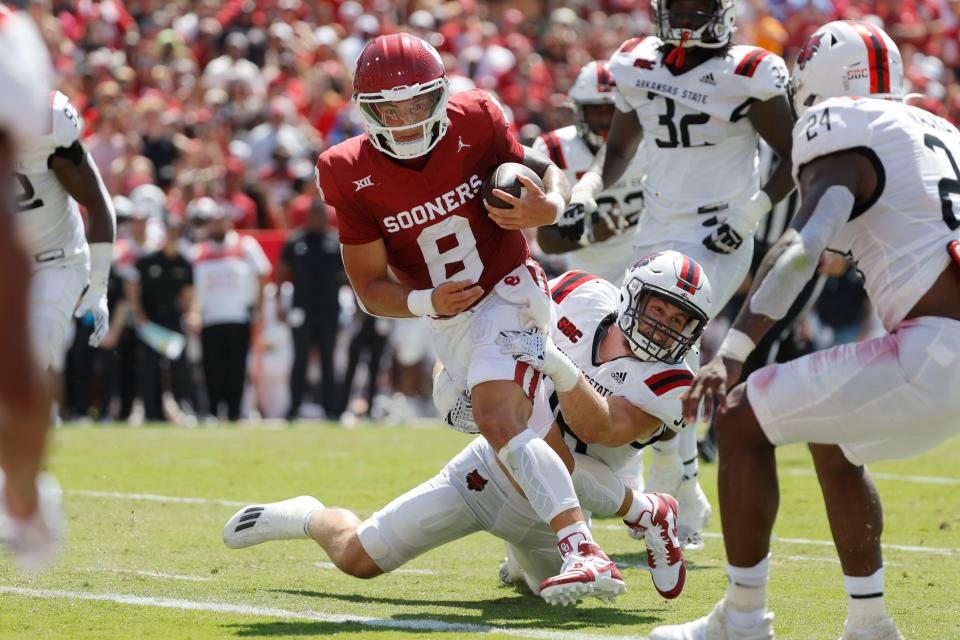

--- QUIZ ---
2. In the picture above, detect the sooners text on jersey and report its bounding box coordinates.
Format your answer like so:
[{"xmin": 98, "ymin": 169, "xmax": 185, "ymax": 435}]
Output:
[{"xmin": 316, "ymin": 89, "xmax": 530, "ymax": 296}]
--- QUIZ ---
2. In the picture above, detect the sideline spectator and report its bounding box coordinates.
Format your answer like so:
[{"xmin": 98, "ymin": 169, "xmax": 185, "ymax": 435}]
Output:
[
  {"xmin": 190, "ymin": 198, "xmax": 270, "ymax": 422},
  {"xmin": 275, "ymin": 201, "xmax": 345, "ymax": 421}
]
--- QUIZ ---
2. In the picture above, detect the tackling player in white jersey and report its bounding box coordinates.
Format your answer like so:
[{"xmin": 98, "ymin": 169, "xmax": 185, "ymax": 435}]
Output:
[
  {"xmin": 16, "ymin": 85, "xmax": 116, "ymax": 370},
  {"xmin": 534, "ymin": 61, "xmax": 647, "ymax": 284},
  {"xmin": 568, "ymin": 0, "xmax": 796, "ymax": 549},
  {"xmin": 0, "ymin": 3, "xmax": 64, "ymax": 573},
  {"xmin": 651, "ymin": 21, "xmax": 960, "ymax": 640},
  {"xmin": 221, "ymin": 251, "xmax": 712, "ymax": 606}
]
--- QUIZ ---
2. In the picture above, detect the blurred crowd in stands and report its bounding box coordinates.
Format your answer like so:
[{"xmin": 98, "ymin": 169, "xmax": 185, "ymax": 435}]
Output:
[{"xmin": 32, "ymin": 0, "xmax": 932, "ymax": 424}]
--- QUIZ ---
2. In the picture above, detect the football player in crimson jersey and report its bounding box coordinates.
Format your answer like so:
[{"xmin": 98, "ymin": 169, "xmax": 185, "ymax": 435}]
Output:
[
  {"xmin": 0, "ymin": 4, "xmax": 64, "ymax": 573},
  {"xmin": 653, "ymin": 22, "xmax": 960, "ymax": 640},
  {"xmin": 312, "ymin": 33, "xmax": 624, "ymax": 604},
  {"xmin": 568, "ymin": 0, "xmax": 796, "ymax": 551}
]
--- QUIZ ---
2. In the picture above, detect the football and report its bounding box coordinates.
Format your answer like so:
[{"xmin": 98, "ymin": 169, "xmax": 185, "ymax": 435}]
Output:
[{"xmin": 481, "ymin": 162, "xmax": 544, "ymax": 209}]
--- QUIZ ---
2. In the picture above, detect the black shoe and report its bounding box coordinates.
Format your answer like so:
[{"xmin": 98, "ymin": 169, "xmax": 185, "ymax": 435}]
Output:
[{"xmin": 697, "ymin": 437, "xmax": 718, "ymax": 464}]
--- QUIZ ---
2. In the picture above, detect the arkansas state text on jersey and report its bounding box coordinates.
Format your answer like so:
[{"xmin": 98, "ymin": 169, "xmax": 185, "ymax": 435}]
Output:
[
  {"xmin": 316, "ymin": 89, "xmax": 530, "ymax": 296},
  {"xmin": 610, "ymin": 36, "xmax": 788, "ymax": 219}
]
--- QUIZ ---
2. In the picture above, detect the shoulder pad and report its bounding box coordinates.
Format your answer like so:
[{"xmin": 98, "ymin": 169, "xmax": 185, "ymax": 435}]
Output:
[
  {"xmin": 792, "ymin": 98, "xmax": 873, "ymax": 183},
  {"xmin": 50, "ymin": 91, "xmax": 82, "ymax": 148}
]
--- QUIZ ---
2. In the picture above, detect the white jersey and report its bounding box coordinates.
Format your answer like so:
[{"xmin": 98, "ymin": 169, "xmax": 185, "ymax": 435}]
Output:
[
  {"xmin": 792, "ymin": 98, "xmax": 960, "ymax": 331},
  {"xmin": 534, "ymin": 125, "xmax": 646, "ymax": 284},
  {"xmin": 528, "ymin": 271, "xmax": 693, "ymax": 481},
  {"xmin": 14, "ymin": 91, "xmax": 88, "ymax": 263},
  {"xmin": 609, "ymin": 36, "xmax": 788, "ymax": 223}
]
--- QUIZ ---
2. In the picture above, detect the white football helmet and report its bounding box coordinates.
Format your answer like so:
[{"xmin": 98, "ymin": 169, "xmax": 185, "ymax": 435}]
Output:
[
  {"xmin": 569, "ymin": 60, "xmax": 616, "ymax": 148},
  {"xmin": 353, "ymin": 33, "xmax": 450, "ymax": 160},
  {"xmin": 617, "ymin": 251, "xmax": 711, "ymax": 364},
  {"xmin": 790, "ymin": 20, "xmax": 903, "ymax": 118},
  {"xmin": 652, "ymin": 0, "xmax": 736, "ymax": 50},
  {"xmin": 0, "ymin": 7, "xmax": 53, "ymax": 146}
]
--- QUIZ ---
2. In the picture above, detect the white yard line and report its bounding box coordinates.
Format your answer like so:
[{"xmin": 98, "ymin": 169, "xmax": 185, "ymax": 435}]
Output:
[
  {"xmin": 784, "ymin": 468, "xmax": 960, "ymax": 486},
  {"xmin": 313, "ymin": 562, "xmax": 435, "ymax": 575},
  {"xmin": 67, "ymin": 488, "xmax": 960, "ymax": 557},
  {"xmin": 596, "ymin": 526, "xmax": 958, "ymax": 556},
  {"xmin": 0, "ymin": 586, "xmax": 640, "ymax": 640},
  {"xmin": 77, "ymin": 568, "xmax": 214, "ymax": 582}
]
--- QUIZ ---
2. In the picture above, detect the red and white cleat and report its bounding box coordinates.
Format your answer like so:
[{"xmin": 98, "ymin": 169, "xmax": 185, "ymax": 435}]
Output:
[
  {"xmin": 539, "ymin": 540, "xmax": 626, "ymax": 606},
  {"xmin": 625, "ymin": 492, "xmax": 686, "ymax": 599}
]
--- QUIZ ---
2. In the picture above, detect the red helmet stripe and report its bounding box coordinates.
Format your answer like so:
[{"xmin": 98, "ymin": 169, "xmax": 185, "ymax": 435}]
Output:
[
  {"xmin": 595, "ymin": 64, "xmax": 613, "ymax": 93},
  {"xmin": 847, "ymin": 21, "xmax": 889, "ymax": 94},
  {"xmin": 690, "ymin": 260, "xmax": 701, "ymax": 288}
]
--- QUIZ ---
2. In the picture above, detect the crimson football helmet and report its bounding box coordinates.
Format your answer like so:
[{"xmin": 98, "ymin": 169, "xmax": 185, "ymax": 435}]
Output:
[
  {"xmin": 652, "ymin": 0, "xmax": 736, "ymax": 50},
  {"xmin": 789, "ymin": 21, "xmax": 903, "ymax": 118},
  {"xmin": 353, "ymin": 33, "xmax": 450, "ymax": 160},
  {"xmin": 617, "ymin": 251, "xmax": 711, "ymax": 364},
  {"xmin": 569, "ymin": 60, "xmax": 616, "ymax": 148}
]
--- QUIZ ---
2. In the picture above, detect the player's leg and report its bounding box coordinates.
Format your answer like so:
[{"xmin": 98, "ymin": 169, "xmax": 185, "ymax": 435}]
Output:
[
  {"xmin": 808, "ymin": 444, "xmax": 900, "ymax": 640},
  {"xmin": 572, "ymin": 451, "xmax": 685, "ymax": 599},
  {"xmin": 223, "ymin": 449, "xmax": 485, "ymax": 579},
  {"xmin": 648, "ymin": 383, "xmax": 777, "ymax": 640},
  {"xmin": 286, "ymin": 321, "xmax": 309, "ymax": 420}
]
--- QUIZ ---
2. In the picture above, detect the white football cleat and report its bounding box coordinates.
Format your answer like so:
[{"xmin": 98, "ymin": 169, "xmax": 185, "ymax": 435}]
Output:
[
  {"xmin": 223, "ymin": 496, "xmax": 323, "ymax": 549},
  {"xmin": 676, "ymin": 477, "xmax": 712, "ymax": 551},
  {"xmin": 839, "ymin": 617, "xmax": 904, "ymax": 640},
  {"xmin": 0, "ymin": 473, "xmax": 65, "ymax": 574},
  {"xmin": 649, "ymin": 598, "xmax": 775, "ymax": 640},
  {"xmin": 539, "ymin": 540, "xmax": 626, "ymax": 606},
  {"xmin": 498, "ymin": 544, "xmax": 525, "ymax": 586},
  {"xmin": 625, "ymin": 492, "xmax": 685, "ymax": 599}
]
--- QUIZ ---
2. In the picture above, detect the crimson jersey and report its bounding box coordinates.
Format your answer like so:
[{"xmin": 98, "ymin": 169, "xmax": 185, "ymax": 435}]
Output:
[{"xmin": 316, "ymin": 89, "xmax": 529, "ymax": 295}]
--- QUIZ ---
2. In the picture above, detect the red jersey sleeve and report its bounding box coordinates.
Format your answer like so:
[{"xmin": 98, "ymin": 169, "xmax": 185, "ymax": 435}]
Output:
[
  {"xmin": 315, "ymin": 153, "xmax": 381, "ymax": 245},
  {"xmin": 479, "ymin": 91, "xmax": 525, "ymax": 164}
]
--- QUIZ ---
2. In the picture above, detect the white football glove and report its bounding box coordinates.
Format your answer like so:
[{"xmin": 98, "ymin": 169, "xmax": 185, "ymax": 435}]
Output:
[
  {"xmin": 74, "ymin": 243, "xmax": 112, "ymax": 347},
  {"xmin": 702, "ymin": 191, "xmax": 771, "ymax": 255},
  {"xmin": 556, "ymin": 198, "xmax": 595, "ymax": 244},
  {"xmin": 432, "ymin": 367, "xmax": 479, "ymax": 434},
  {"xmin": 0, "ymin": 473, "xmax": 65, "ymax": 574},
  {"xmin": 496, "ymin": 328, "xmax": 580, "ymax": 392}
]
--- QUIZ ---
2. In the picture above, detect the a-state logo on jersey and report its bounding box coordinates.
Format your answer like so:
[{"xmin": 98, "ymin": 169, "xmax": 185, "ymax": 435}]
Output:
[
  {"xmin": 797, "ymin": 33, "xmax": 823, "ymax": 70},
  {"xmin": 383, "ymin": 174, "xmax": 483, "ymax": 233}
]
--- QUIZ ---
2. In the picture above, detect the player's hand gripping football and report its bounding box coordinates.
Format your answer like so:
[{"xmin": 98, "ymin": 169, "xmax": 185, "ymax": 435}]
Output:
[
  {"xmin": 431, "ymin": 280, "xmax": 485, "ymax": 316},
  {"xmin": 486, "ymin": 174, "xmax": 559, "ymax": 230},
  {"xmin": 680, "ymin": 355, "xmax": 744, "ymax": 424}
]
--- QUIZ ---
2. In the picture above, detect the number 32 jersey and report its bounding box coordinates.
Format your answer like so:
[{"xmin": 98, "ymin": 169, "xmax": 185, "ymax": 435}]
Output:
[
  {"xmin": 610, "ymin": 36, "xmax": 788, "ymax": 220},
  {"xmin": 15, "ymin": 90, "xmax": 88, "ymax": 262},
  {"xmin": 316, "ymin": 89, "xmax": 530, "ymax": 297},
  {"xmin": 793, "ymin": 98, "xmax": 960, "ymax": 331}
]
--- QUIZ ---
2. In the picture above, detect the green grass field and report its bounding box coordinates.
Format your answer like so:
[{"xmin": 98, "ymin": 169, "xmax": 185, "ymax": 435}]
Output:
[{"xmin": 0, "ymin": 423, "xmax": 958, "ymax": 639}]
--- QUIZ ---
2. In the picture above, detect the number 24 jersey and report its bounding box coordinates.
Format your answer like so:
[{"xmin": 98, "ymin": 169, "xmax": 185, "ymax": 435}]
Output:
[{"xmin": 793, "ymin": 97, "xmax": 960, "ymax": 331}]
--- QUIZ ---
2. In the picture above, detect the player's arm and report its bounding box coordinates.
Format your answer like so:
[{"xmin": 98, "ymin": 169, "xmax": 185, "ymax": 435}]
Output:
[
  {"xmin": 749, "ymin": 95, "xmax": 795, "ymax": 210},
  {"xmin": 486, "ymin": 145, "xmax": 571, "ymax": 230},
  {"xmin": 556, "ymin": 381, "xmax": 664, "ymax": 448},
  {"xmin": 341, "ymin": 240, "xmax": 484, "ymax": 318},
  {"xmin": 682, "ymin": 149, "xmax": 876, "ymax": 422},
  {"xmin": 51, "ymin": 144, "xmax": 116, "ymax": 346}
]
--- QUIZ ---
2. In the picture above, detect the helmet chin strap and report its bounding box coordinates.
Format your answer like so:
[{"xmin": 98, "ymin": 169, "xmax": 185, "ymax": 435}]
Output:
[{"xmin": 665, "ymin": 30, "xmax": 691, "ymax": 68}]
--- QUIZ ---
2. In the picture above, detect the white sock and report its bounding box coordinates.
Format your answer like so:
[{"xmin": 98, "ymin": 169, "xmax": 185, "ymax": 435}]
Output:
[
  {"xmin": 725, "ymin": 555, "xmax": 770, "ymax": 628},
  {"xmin": 651, "ymin": 436, "xmax": 679, "ymax": 458},
  {"xmin": 679, "ymin": 427, "xmax": 699, "ymax": 477},
  {"xmin": 623, "ymin": 491, "xmax": 654, "ymax": 525},
  {"xmin": 571, "ymin": 452, "xmax": 626, "ymax": 517},
  {"xmin": 266, "ymin": 496, "xmax": 324, "ymax": 539},
  {"xmin": 497, "ymin": 429, "xmax": 580, "ymax": 524},
  {"xmin": 845, "ymin": 568, "xmax": 886, "ymax": 623},
  {"xmin": 556, "ymin": 521, "xmax": 592, "ymax": 558}
]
